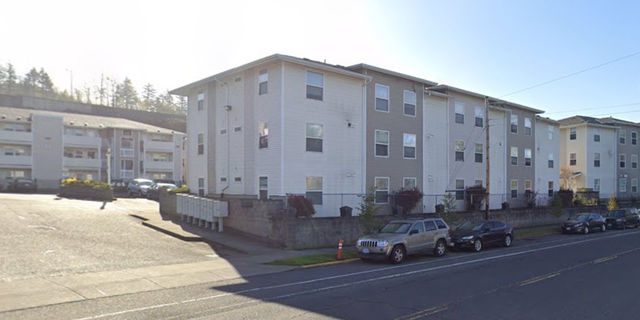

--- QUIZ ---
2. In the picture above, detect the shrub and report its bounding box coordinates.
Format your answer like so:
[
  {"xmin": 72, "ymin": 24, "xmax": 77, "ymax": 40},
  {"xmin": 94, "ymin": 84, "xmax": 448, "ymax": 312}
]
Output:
[
  {"xmin": 357, "ymin": 188, "xmax": 383, "ymax": 235},
  {"xmin": 288, "ymin": 194, "xmax": 316, "ymax": 217},
  {"xmin": 440, "ymin": 192, "xmax": 459, "ymax": 226},
  {"xmin": 607, "ymin": 195, "xmax": 618, "ymax": 211},
  {"xmin": 394, "ymin": 187, "xmax": 424, "ymax": 214},
  {"xmin": 169, "ymin": 185, "xmax": 190, "ymax": 194},
  {"xmin": 61, "ymin": 178, "xmax": 112, "ymax": 190},
  {"xmin": 557, "ymin": 188, "xmax": 574, "ymax": 207},
  {"xmin": 465, "ymin": 185, "xmax": 486, "ymax": 211},
  {"xmin": 550, "ymin": 193, "xmax": 564, "ymax": 221}
]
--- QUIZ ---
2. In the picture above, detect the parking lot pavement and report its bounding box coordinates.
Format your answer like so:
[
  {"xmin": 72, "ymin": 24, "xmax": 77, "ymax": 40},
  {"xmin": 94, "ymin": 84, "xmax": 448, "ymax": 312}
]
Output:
[{"xmin": 0, "ymin": 193, "xmax": 227, "ymax": 282}]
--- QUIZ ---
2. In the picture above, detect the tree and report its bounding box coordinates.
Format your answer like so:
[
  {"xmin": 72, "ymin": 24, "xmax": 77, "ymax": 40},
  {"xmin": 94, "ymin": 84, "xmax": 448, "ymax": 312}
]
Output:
[
  {"xmin": 357, "ymin": 188, "xmax": 383, "ymax": 235},
  {"xmin": 440, "ymin": 192, "xmax": 459, "ymax": 226},
  {"xmin": 118, "ymin": 78, "xmax": 139, "ymax": 109},
  {"xmin": 550, "ymin": 193, "xmax": 564, "ymax": 222},
  {"xmin": 560, "ymin": 167, "xmax": 576, "ymax": 190},
  {"xmin": 607, "ymin": 194, "xmax": 618, "ymax": 212},
  {"xmin": 0, "ymin": 64, "xmax": 6, "ymax": 91},
  {"xmin": 22, "ymin": 68, "xmax": 40, "ymax": 95},
  {"xmin": 394, "ymin": 187, "xmax": 423, "ymax": 214},
  {"xmin": 175, "ymin": 95, "xmax": 187, "ymax": 114},
  {"xmin": 37, "ymin": 68, "xmax": 55, "ymax": 95},
  {"xmin": 5, "ymin": 63, "xmax": 18, "ymax": 93}
]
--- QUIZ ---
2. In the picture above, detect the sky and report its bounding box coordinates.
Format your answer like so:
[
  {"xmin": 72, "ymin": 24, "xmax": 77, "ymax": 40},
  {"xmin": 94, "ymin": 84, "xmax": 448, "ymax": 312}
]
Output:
[{"xmin": 2, "ymin": 0, "xmax": 639, "ymax": 122}]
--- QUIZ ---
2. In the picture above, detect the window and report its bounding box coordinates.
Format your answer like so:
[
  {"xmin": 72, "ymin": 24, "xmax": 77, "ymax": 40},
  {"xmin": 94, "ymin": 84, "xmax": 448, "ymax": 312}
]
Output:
[
  {"xmin": 74, "ymin": 150, "xmax": 83, "ymax": 158},
  {"xmin": 197, "ymin": 133, "xmax": 204, "ymax": 155},
  {"xmin": 548, "ymin": 181, "xmax": 554, "ymax": 198},
  {"xmin": 425, "ymin": 221, "xmax": 436, "ymax": 231},
  {"xmin": 455, "ymin": 141, "xmax": 465, "ymax": 161},
  {"xmin": 198, "ymin": 178, "xmax": 204, "ymax": 196},
  {"xmin": 410, "ymin": 222, "xmax": 425, "ymax": 234},
  {"xmin": 234, "ymin": 126, "xmax": 242, "ymax": 132},
  {"xmin": 305, "ymin": 177, "xmax": 323, "ymax": 205},
  {"xmin": 435, "ymin": 219, "xmax": 447, "ymax": 229},
  {"xmin": 306, "ymin": 123, "xmax": 323, "ymax": 152},
  {"xmin": 632, "ymin": 155, "xmax": 638, "ymax": 169},
  {"xmin": 87, "ymin": 151, "xmax": 96, "ymax": 159},
  {"xmin": 570, "ymin": 153, "xmax": 576, "ymax": 166},
  {"xmin": 120, "ymin": 159, "xmax": 133, "ymax": 179},
  {"xmin": 258, "ymin": 69, "xmax": 268, "ymax": 95},
  {"xmin": 121, "ymin": 138, "xmax": 134, "ymax": 157},
  {"xmin": 220, "ymin": 177, "xmax": 227, "ymax": 182},
  {"xmin": 259, "ymin": 122, "xmax": 268, "ymax": 149},
  {"xmin": 632, "ymin": 179, "xmax": 638, "ymax": 193},
  {"xmin": 403, "ymin": 133, "xmax": 416, "ymax": 159},
  {"xmin": 375, "ymin": 177, "xmax": 389, "ymax": 204},
  {"xmin": 632, "ymin": 132, "xmax": 638, "ymax": 145},
  {"xmin": 375, "ymin": 84, "xmax": 389, "ymax": 112},
  {"xmin": 403, "ymin": 90, "xmax": 416, "ymax": 116},
  {"xmin": 233, "ymin": 177, "xmax": 242, "ymax": 182},
  {"xmin": 548, "ymin": 153, "xmax": 554, "ymax": 168},
  {"xmin": 455, "ymin": 103, "xmax": 464, "ymax": 124},
  {"xmin": 570, "ymin": 127, "xmax": 576, "ymax": 140},
  {"xmin": 474, "ymin": 180, "xmax": 483, "ymax": 187},
  {"xmin": 510, "ymin": 180, "xmax": 518, "ymax": 198},
  {"xmin": 306, "ymin": 71, "xmax": 323, "ymax": 100},
  {"xmin": 375, "ymin": 130, "xmax": 389, "ymax": 157},
  {"xmin": 524, "ymin": 117, "xmax": 532, "ymax": 136},
  {"xmin": 594, "ymin": 129, "xmax": 601, "ymax": 142},
  {"xmin": 594, "ymin": 153, "xmax": 601, "ymax": 167},
  {"xmin": 548, "ymin": 125, "xmax": 554, "ymax": 140},
  {"xmin": 403, "ymin": 177, "xmax": 416, "ymax": 189},
  {"xmin": 525, "ymin": 148, "xmax": 532, "ymax": 167},
  {"xmin": 455, "ymin": 179, "xmax": 464, "ymax": 200},
  {"xmin": 594, "ymin": 179, "xmax": 600, "ymax": 192},
  {"xmin": 220, "ymin": 129, "xmax": 227, "ymax": 135},
  {"xmin": 620, "ymin": 154, "xmax": 626, "ymax": 168},
  {"xmin": 475, "ymin": 106, "xmax": 483, "ymax": 127},
  {"xmin": 619, "ymin": 178, "xmax": 627, "ymax": 193},
  {"xmin": 475, "ymin": 143, "xmax": 483, "ymax": 163},
  {"xmin": 620, "ymin": 130, "xmax": 626, "ymax": 144},
  {"xmin": 258, "ymin": 177, "xmax": 268, "ymax": 200},
  {"xmin": 197, "ymin": 91, "xmax": 204, "ymax": 111},
  {"xmin": 510, "ymin": 147, "xmax": 518, "ymax": 165},
  {"xmin": 123, "ymin": 130, "xmax": 132, "ymax": 136},
  {"xmin": 510, "ymin": 115, "xmax": 518, "ymax": 133},
  {"xmin": 525, "ymin": 180, "xmax": 532, "ymax": 192}
]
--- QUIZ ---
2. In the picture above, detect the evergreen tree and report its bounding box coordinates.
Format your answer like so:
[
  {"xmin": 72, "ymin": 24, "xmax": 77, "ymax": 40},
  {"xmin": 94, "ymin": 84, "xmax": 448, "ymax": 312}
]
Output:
[
  {"xmin": 0, "ymin": 64, "xmax": 6, "ymax": 91},
  {"xmin": 117, "ymin": 77, "xmax": 139, "ymax": 109},
  {"xmin": 6, "ymin": 63, "xmax": 18, "ymax": 92},
  {"xmin": 37, "ymin": 68, "xmax": 55, "ymax": 95}
]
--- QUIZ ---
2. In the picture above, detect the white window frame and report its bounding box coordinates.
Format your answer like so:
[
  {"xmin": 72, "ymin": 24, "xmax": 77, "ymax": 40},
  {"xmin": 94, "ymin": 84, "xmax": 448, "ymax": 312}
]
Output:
[
  {"xmin": 620, "ymin": 178, "xmax": 627, "ymax": 192},
  {"xmin": 454, "ymin": 103, "xmax": 464, "ymax": 124},
  {"xmin": 525, "ymin": 180, "xmax": 532, "ymax": 192},
  {"xmin": 475, "ymin": 106, "xmax": 483, "ymax": 127},
  {"xmin": 198, "ymin": 178, "xmax": 205, "ymax": 196},
  {"xmin": 594, "ymin": 153, "xmax": 601, "ymax": 167},
  {"xmin": 197, "ymin": 133, "xmax": 204, "ymax": 155},
  {"xmin": 620, "ymin": 130, "xmax": 626, "ymax": 144},
  {"xmin": 455, "ymin": 179, "xmax": 464, "ymax": 200},
  {"xmin": 306, "ymin": 123, "xmax": 323, "ymax": 152},
  {"xmin": 524, "ymin": 148, "xmax": 532, "ymax": 167},
  {"xmin": 475, "ymin": 143, "xmax": 483, "ymax": 163},
  {"xmin": 197, "ymin": 91, "xmax": 204, "ymax": 111},
  {"xmin": 258, "ymin": 69, "xmax": 268, "ymax": 95},
  {"xmin": 632, "ymin": 179, "xmax": 638, "ymax": 193},
  {"xmin": 632, "ymin": 131, "xmax": 638, "ymax": 145},
  {"xmin": 306, "ymin": 71, "xmax": 324, "ymax": 101},
  {"xmin": 570, "ymin": 153, "xmax": 576, "ymax": 166},
  {"xmin": 594, "ymin": 179, "xmax": 601, "ymax": 192},
  {"xmin": 374, "ymin": 177, "xmax": 389, "ymax": 204},
  {"xmin": 510, "ymin": 180, "xmax": 518, "ymax": 198},
  {"xmin": 375, "ymin": 130, "xmax": 389, "ymax": 157},
  {"xmin": 548, "ymin": 153, "xmax": 554, "ymax": 168},
  {"xmin": 524, "ymin": 117, "xmax": 532, "ymax": 136},
  {"xmin": 632, "ymin": 154, "xmax": 638, "ymax": 169},
  {"xmin": 403, "ymin": 90, "xmax": 416, "ymax": 117},
  {"xmin": 510, "ymin": 115, "xmax": 518, "ymax": 134},
  {"xmin": 594, "ymin": 129, "xmax": 601, "ymax": 142},
  {"xmin": 403, "ymin": 177, "xmax": 417, "ymax": 189},
  {"xmin": 455, "ymin": 141, "xmax": 465, "ymax": 162},
  {"xmin": 259, "ymin": 122, "xmax": 268, "ymax": 149},
  {"xmin": 620, "ymin": 154, "xmax": 626, "ymax": 169},
  {"xmin": 548, "ymin": 125, "xmax": 554, "ymax": 140},
  {"xmin": 570, "ymin": 127, "xmax": 576, "ymax": 140},
  {"xmin": 259, "ymin": 176, "xmax": 268, "ymax": 200},
  {"xmin": 403, "ymin": 133, "xmax": 416, "ymax": 159},
  {"xmin": 548, "ymin": 181, "xmax": 554, "ymax": 198},
  {"xmin": 375, "ymin": 84, "xmax": 390, "ymax": 112},
  {"xmin": 510, "ymin": 146, "xmax": 518, "ymax": 166},
  {"xmin": 305, "ymin": 176, "xmax": 323, "ymax": 205}
]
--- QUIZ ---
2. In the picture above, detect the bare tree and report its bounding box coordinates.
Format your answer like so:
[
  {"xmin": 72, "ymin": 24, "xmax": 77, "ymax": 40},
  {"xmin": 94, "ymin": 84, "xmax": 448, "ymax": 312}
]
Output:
[{"xmin": 560, "ymin": 167, "xmax": 575, "ymax": 190}]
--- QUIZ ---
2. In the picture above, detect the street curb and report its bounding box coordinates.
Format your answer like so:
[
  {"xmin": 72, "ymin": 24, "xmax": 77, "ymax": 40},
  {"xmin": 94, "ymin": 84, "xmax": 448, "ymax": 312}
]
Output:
[
  {"xmin": 142, "ymin": 221, "xmax": 204, "ymax": 242},
  {"xmin": 300, "ymin": 258, "xmax": 361, "ymax": 269}
]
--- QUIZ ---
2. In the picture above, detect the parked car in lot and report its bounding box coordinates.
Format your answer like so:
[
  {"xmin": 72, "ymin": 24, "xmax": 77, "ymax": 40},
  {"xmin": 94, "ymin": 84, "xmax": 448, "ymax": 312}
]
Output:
[
  {"xmin": 6, "ymin": 178, "xmax": 38, "ymax": 193},
  {"xmin": 127, "ymin": 178, "xmax": 154, "ymax": 197},
  {"xmin": 110, "ymin": 179, "xmax": 128, "ymax": 193},
  {"xmin": 604, "ymin": 208, "xmax": 639, "ymax": 230},
  {"xmin": 450, "ymin": 220, "xmax": 514, "ymax": 252},
  {"xmin": 356, "ymin": 218, "xmax": 451, "ymax": 264},
  {"xmin": 561, "ymin": 213, "xmax": 606, "ymax": 234},
  {"xmin": 146, "ymin": 183, "xmax": 178, "ymax": 201}
]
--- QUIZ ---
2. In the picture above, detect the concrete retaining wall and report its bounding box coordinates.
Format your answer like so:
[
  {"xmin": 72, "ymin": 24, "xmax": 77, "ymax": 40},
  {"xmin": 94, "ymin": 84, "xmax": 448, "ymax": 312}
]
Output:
[{"xmin": 159, "ymin": 192, "xmax": 610, "ymax": 249}]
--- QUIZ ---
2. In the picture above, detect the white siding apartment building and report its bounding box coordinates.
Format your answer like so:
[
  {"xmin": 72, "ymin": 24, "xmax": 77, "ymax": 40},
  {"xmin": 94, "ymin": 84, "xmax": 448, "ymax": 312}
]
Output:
[
  {"xmin": 170, "ymin": 54, "xmax": 370, "ymax": 217},
  {"xmin": 535, "ymin": 116, "xmax": 561, "ymax": 205},
  {"xmin": 0, "ymin": 106, "xmax": 185, "ymax": 190}
]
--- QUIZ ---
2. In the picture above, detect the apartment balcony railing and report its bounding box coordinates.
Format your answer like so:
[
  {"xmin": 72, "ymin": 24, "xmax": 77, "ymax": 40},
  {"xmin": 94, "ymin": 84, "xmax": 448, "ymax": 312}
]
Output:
[
  {"xmin": 120, "ymin": 170, "xmax": 134, "ymax": 179},
  {"xmin": 64, "ymin": 135, "xmax": 102, "ymax": 147},
  {"xmin": 145, "ymin": 140, "xmax": 174, "ymax": 152},
  {"xmin": 120, "ymin": 149, "xmax": 134, "ymax": 157},
  {"xmin": 144, "ymin": 161, "xmax": 174, "ymax": 171},
  {"xmin": 63, "ymin": 157, "xmax": 101, "ymax": 168},
  {"xmin": 0, "ymin": 131, "xmax": 32, "ymax": 144},
  {"xmin": 0, "ymin": 155, "xmax": 32, "ymax": 166}
]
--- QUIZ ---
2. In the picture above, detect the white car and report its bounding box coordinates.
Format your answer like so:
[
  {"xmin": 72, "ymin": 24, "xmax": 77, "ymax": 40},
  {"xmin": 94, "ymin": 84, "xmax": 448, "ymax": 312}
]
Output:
[{"xmin": 127, "ymin": 178, "xmax": 154, "ymax": 197}]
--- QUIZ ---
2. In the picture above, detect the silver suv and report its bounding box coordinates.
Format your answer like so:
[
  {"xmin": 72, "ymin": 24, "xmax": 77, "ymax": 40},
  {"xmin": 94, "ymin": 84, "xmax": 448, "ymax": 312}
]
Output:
[{"xmin": 356, "ymin": 218, "xmax": 451, "ymax": 264}]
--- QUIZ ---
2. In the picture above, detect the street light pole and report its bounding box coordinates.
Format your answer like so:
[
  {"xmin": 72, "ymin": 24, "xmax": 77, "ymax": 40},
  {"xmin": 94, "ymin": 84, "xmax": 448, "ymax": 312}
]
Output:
[{"xmin": 106, "ymin": 148, "xmax": 111, "ymax": 185}]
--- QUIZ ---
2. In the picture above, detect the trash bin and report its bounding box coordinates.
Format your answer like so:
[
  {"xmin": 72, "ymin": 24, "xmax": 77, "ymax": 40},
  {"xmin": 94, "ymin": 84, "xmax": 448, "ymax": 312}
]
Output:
[
  {"xmin": 435, "ymin": 204, "xmax": 444, "ymax": 213},
  {"xmin": 502, "ymin": 202, "xmax": 510, "ymax": 210},
  {"xmin": 340, "ymin": 206, "xmax": 353, "ymax": 217}
]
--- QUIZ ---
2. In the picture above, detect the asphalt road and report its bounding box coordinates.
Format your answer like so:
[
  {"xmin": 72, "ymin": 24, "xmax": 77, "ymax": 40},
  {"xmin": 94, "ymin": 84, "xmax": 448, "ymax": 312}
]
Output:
[
  {"xmin": 4, "ymin": 222, "xmax": 640, "ymax": 320},
  {"xmin": 0, "ymin": 194, "xmax": 232, "ymax": 282}
]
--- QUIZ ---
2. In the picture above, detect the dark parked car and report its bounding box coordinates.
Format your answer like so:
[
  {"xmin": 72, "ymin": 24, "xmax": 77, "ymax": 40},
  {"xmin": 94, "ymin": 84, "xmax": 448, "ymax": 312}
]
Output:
[
  {"xmin": 7, "ymin": 178, "xmax": 38, "ymax": 193},
  {"xmin": 110, "ymin": 179, "xmax": 128, "ymax": 193},
  {"xmin": 561, "ymin": 213, "xmax": 606, "ymax": 234},
  {"xmin": 146, "ymin": 183, "xmax": 178, "ymax": 201},
  {"xmin": 605, "ymin": 209, "xmax": 640, "ymax": 230},
  {"xmin": 450, "ymin": 220, "xmax": 514, "ymax": 252}
]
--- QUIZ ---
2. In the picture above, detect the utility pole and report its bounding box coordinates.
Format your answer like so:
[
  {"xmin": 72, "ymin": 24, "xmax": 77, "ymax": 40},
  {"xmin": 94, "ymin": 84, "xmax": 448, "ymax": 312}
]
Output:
[{"xmin": 485, "ymin": 97, "xmax": 490, "ymax": 220}]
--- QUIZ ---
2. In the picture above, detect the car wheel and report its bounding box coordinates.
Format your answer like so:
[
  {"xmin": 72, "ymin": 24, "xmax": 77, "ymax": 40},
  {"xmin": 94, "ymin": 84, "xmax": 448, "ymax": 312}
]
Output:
[
  {"xmin": 601, "ymin": 224, "xmax": 606, "ymax": 232},
  {"xmin": 503, "ymin": 235, "xmax": 513, "ymax": 247},
  {"xmin": 473, "ymin": 239, "xmax": 483, "ymax": 252},
  {"xmin": 389, "ymin": 245, "xmax": 406, "ymax": 264},
  {"xmin": 583, "ymin": 226, "xmax": 589, "ymax": 234},
  {"xmin": 433, "ymin": 239, "xmax": 446, "ymax": 257}
]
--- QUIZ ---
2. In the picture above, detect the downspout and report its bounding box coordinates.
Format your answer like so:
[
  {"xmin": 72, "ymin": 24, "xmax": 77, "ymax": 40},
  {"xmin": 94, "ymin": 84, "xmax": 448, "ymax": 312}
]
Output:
[
  {"xmin": 281, "ymin": 61, "xmax": 285, "ymax": 196},
  {"xmin": 362, "ymin": 73, "xmax": 371, "ymax": 194}
]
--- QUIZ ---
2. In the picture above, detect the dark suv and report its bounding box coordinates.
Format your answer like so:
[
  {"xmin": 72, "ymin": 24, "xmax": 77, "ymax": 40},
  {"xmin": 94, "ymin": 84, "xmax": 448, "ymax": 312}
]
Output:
[{"xmin": 605, "ymin": 208, "xmax": 640, "ymax": 230}]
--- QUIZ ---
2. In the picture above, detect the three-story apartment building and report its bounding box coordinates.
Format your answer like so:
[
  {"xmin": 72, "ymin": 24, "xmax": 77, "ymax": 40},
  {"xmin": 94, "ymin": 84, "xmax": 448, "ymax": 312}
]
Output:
[
  {"xmin": 0, "ymin": 106, "xmax": 185, "ymax": 189},
  {"xmin": 535, "ymin": 116, "xmax": 561, "ymax": 205},
  {"xmin": 599, "ymin": 117, "xmax": 640, "ymax": 198}
]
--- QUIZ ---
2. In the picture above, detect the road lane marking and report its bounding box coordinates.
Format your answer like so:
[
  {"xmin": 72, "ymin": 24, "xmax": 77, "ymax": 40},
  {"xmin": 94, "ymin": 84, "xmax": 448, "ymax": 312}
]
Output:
[
  {"xmin": 70, "ymin": 231, "xmax": 640, "ymax": 320},
  {"xmin": 519, "ymin": 272, "xmax": 561, "ymax": 286},
  {"xmin": 593, "ymin": 255, "xmax": 617, "ymax": 264},
  {"xmin": 393, "ymin": 306, "xmax": 449, "ymax": 320}
]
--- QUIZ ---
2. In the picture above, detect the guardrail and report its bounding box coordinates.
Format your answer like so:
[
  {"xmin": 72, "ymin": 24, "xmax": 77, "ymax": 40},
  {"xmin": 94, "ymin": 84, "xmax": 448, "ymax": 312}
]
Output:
[{"xmin": 175, "ymin": 193, "xmax": 229, "ymax": 232}]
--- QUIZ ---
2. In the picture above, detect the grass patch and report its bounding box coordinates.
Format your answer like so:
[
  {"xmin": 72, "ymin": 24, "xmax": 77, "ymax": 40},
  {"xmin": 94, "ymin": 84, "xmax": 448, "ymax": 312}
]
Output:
[
  {"xmin": 267, "ymin": 250, "xmax": 359, "ymax": 266},
  {"xmin": 517, "ymin": 227, "xmax": 560, "ymax": 238}
]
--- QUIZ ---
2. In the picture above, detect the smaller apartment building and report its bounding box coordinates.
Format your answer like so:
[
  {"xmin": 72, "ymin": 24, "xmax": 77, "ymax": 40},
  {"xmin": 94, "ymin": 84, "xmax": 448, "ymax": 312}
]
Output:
[
  {"xmin": 559, "ymin": 116, "xmax": 618, "ymax": 197},
  {"xmin": 599, "ymin": 117, "xmax": 640, "ymax": 198},
  {"xmin": 0, "ymin": 106, "xmax": 185, "ymax": 189},
  {"xmin": 534, "ymin": 116, "xmax": 561, "ymax": 205}
]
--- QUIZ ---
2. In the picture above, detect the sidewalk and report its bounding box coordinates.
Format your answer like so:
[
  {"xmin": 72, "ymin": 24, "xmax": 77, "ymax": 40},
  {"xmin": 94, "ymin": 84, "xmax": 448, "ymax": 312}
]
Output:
[{"xmin": 1, "ymin": 208, "xmax": 336, "ymax": 313}]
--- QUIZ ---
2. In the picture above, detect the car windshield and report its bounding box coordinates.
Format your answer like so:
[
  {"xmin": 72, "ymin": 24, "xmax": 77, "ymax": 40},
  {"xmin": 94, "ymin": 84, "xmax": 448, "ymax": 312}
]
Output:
[
  {"xmin": 139, "ymin": 181, "xmax": 153, "ymax": 186},
  {"xmin": 568, "ymin": 214, "xmax": 589, "ymax": 221},
  {"xmin": 607, "ymin": 210, "xmax": 625, "ymax": 218},
  {"xmin": 380, "ymin": 223, "xmax": 412, "ymax": 234},
  {"xmin": 456, "ymin": 221, "xmax": 484, "ymax": 231},
  {"xmin": 17, "ymin": 179, "xmax": 33, "ymax": 183},
  {"xmin": 157, "ymin": 184, "xmax": 177, "ymax": 189}
]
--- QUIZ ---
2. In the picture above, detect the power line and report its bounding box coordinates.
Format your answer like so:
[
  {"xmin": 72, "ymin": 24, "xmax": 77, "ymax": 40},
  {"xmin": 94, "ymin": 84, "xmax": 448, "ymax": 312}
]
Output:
[
  {"xmin": 499, "ymin": 50, "xmax": 640, "ymax": 98},
  {"xmin": 544, "ymin": 102, "xmax": 640, "ymax": 115}
]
